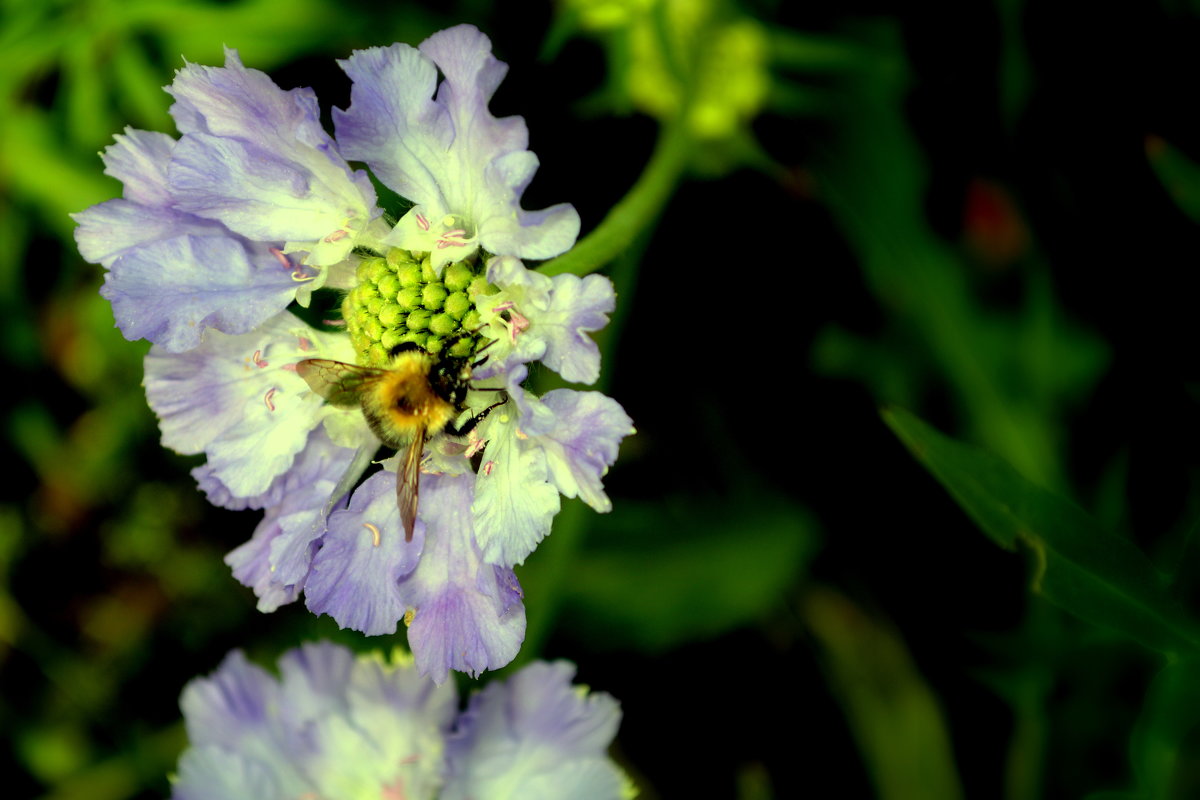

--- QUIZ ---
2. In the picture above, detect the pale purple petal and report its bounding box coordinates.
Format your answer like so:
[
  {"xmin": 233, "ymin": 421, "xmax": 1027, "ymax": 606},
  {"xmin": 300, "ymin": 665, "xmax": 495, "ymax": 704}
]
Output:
[
  {"xmin": 71, "ymin": 126, "xmax": 307, "ymax": 346},
  {"xmin": 478, "ymin": 257, "xmax": 614, "ymax": 384},
  {"xmin": 333, "ymin": 43, "xmax": 450, "ymax": 212},
  {"xmin": 73, "ymin": 198, "xmax": 232, "ymax": 269},
  {"xmin": 536, "ymin": 273, "xmax": 614, "ymax": 384},
  {"xmin": 167, "ymin": 48, "xmax": 379, "ymax": 266},
  {"xmin": 104, "ymin": 235, "xmax": 297, "ymax": 352},
  {"xmin": 335, "ymin": 25, "xmax": 579, "ymax": 268},
  {"xmin": 304, "ymin": 469, "xmax": 424, "ymax": 636},
  {"xmin": 180, "ymin": 650, "xmax": 279, "ymax": 746},
  {"xmin": 144, "ymin": 312, "xmax": 353, "ymax": 497},
  {"xmin": 443, "ymin": 661, "xmax": 625, "ymax": 800},
  {"xmin": 267, "ymin": 436, "xmax": 359, "ymax": 587},
  {"xmin": 472, "ymin": 409, "xmax": 560, "ymax": 567},
  {"xmin": 193, "ymin": 462, "xmax": 282, "ymax": 511},
  {"xmin": 274, "ymin": 641, "xmax": 357, "ymax": 733},
  {"xmin": 99, "ymin": 127, "xmax": 175, "ymax": 206},
  {"xmin": 225, "ymin": 516, "xmax": 301, "ymax": 613},
  {"xmin": 223, "ymin": 429, "xmax": 358, "ymax": 611},
  {"xmin": 172, "ymin": 646, "xmax": 457, "ymax": 800},
  {"xmin": 531, "ymin": 390, "xmax": 635, "ymax": 513},
  {"xmin": 169, "ymin": 48, "xmax": 327, "ymax": 144},
  {"xmin": 401, "ymin": 471, "xmax": 526, "ymax": 683},
  {"xmin": 172, "ymin": 746, "xmax": 285, "ymax": 800}
]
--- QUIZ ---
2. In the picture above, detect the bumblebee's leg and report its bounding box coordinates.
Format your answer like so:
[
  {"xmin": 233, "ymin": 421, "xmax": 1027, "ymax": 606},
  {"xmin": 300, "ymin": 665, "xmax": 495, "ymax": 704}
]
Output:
[
  {"xmin": 387, "ymin": 340, "xmax": 424, "ymax": 358},
  {"xmin": 470, "ymin": 336, "xmax": 498, "ymax": 368},
  {"xmin": 444, "ymin": 393, "xmax": 509, "ymax": 437}
]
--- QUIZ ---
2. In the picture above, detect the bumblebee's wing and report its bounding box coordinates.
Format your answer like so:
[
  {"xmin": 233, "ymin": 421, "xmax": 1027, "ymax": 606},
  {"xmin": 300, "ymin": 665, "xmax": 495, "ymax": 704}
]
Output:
[
  {"xmin": 296, "ymin": 359, "xmax": 386, "ymax": 407},
  {"xmin": 396, "ymin": 424, "xmax": 427, "ymax": 542}
]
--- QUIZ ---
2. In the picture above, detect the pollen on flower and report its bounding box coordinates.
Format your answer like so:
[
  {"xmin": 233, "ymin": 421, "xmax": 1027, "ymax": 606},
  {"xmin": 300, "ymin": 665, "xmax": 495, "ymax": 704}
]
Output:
[
  {"xmin": 403, "ymin": 608, "xmax": 416, "ymax": 627},
  {"xmin": 264, "ymin": 387, "xmax": 278, "ymax": 411}
]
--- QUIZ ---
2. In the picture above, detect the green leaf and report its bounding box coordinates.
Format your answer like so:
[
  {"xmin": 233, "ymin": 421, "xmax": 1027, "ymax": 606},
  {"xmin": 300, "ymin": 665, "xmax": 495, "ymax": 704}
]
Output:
[
  {"xmin": 559, "ymin": 497, "xmax": 818, "ymax": 651},
  {"xmin": 805, "ymin": 587, "xmax": 964, "ymax": 800},
  {"xmin": 1130, "ymin": 658, "xmax": 1200, "ymax": 800},
  {"xmin": 882, "ymin": 406, "xmax": 1200, "ymax": 656},
  {"xmin": 1147, "ymin": 136, "xmax": 1200, "ymax": 226}
]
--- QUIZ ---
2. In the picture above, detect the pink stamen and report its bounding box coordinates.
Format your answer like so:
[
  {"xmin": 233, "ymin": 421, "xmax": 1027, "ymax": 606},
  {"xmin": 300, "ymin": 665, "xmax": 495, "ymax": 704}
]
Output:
[
  {"xmin": 251, "ymin": 349, "xmax": 269, "ymax": 368},
  {"xmin": 291, "ymin": 269, "xmax": 316, "ymax": 282},
  {"xmin": 507, "ymin": 308, "xmax": 530, "ymax": 342},
  {"xmin": 491, "ymin": 302, "xmax": 530, "ymax": 343},
  {"xmin": 264, "ymin": 387, "xmax": 278, "ymax": 411},
  {"xmin": 435, "ymin": 228, "xmax": 471, "ymax": 249},
  {"xmin": 323, "ymin": 229, "xmax": 349, "ymax": 243},
  {"xmin": 482, "ymin": 460, "xmax": 496, "ymax": 475},
  {"xmin": 415, "ymin": 212, "xmax": 430, "ymax": 231},
  {"xmin": 465, "ymin": 431, "xmax": 488, "ymax": 458},
  {"xmin": 321, "ymin": 318, "xmax": 347, "ymax": 327},
  {"xmin": 269, "ymin": 247, "xmax": 291, "ymax": 269},
  {"xmin": 281, "ymin": 363, "xmax": 298, "ymax": 372},
  {"xmin": 297, "ymin": 337, "xmax": 314, "ymax": 351}
]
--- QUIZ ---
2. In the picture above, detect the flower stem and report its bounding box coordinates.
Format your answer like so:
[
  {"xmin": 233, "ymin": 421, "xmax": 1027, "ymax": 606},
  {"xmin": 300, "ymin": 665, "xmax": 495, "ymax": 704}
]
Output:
[{"xmin": 538, "ymin": 121, "xmax": 690, "ymax": 277}]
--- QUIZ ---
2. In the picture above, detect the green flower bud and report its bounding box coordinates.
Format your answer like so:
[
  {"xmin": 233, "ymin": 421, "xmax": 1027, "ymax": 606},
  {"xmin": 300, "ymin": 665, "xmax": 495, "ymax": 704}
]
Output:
[
  {"xmin": 366, "ymin": 257, "xmax": 391, "ymax": 285},
  {"xmin": 444, "ymin": 291, "xmax": 472, "ymax": 320},
  {"xmin": 378, "ymin": 303, "xmax": 405, "ymax": 327},
  {"xmin": 422, "ymin": 283, "xmax": 448, "ymax": 310},
  {"xmin": 396, "ymin": 261, "xmax": 423, "ymax": 287},
  {"xmin": 443, "ymin": 262, "xmax": 474, "ymax": 292},
  {"xmin": 406, "ymin": 309, "xmax": 431, "ymax": 331},
  {"xmin": 361, "ymin": 315, "xmax": 383, "ymax": 343},
  {"xmin": 386, "ymin": 247, "xmax": 416, "ymax": 270},
  {"xmin": 376, "ymin": 273, "xmax": 400, "ymax": 302},
  {"xmin": 397, "ymin": 286, "xmax": 423, "ymax": 309},
  {"xmin": 429, "ymin": 312, "xmax": 458, "ymax": 336}
]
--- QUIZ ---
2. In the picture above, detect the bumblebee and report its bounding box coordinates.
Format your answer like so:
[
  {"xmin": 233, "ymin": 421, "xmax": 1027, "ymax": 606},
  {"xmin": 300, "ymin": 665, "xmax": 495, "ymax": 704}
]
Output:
[{"xmin": 297, "ymin": 342, "xmax": 503, "ymax": 542}]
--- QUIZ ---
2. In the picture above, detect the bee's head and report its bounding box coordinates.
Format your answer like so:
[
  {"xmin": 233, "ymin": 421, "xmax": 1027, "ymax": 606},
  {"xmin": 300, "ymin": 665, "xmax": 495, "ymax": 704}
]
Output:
[{"xmin": 427, "ymin": 355, "xmax": 472, "ymax": 407}]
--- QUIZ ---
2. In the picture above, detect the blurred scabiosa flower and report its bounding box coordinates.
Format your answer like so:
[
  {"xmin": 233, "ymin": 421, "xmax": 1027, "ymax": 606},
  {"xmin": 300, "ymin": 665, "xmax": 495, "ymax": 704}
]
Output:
[
  {"xmin": 72, "ymin": 24, "xmax": 633, "ymax": 682},
  {"xmin": 172, "ymin": 642, "xmax": 634, "ymax": 799}
]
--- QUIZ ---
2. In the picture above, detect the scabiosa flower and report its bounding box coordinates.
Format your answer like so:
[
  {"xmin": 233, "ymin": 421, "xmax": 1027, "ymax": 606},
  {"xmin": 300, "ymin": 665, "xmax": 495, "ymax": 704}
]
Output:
[
  {"xmin": 171, "ymin": 642, "xmax": 633, "ymax": 799},
  {"xmin": 75, "ymin": 25, "xmax": 633, "ymax": 682}
]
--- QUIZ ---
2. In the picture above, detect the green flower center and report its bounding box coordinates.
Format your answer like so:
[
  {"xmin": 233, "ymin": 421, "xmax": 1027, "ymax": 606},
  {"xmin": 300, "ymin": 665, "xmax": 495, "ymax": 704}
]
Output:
[{"xmin": 343, "ymin": 248, "xmax": 495, "ymax": 367}]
